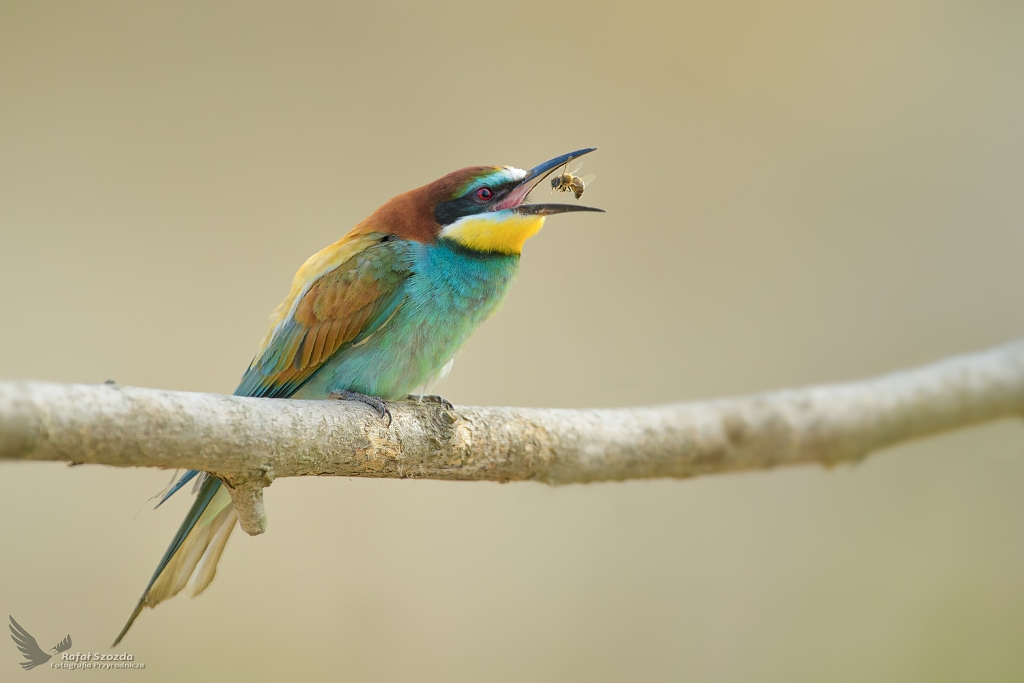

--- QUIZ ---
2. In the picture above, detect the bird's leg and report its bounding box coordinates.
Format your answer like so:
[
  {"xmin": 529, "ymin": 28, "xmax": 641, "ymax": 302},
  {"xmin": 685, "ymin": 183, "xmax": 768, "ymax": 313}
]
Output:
[
  {"xmin": 407, "ymin": 394, "xmax": 455, "ymax": 411},
  {"xmin": 329, "ymin": 391, "xmax": 392, "ymax": 427}
]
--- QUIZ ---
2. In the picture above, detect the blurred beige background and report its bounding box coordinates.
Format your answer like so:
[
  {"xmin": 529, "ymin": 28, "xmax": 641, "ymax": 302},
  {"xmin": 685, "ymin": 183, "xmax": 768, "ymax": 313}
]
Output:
[{"xmin": 3, "ymin": 1, "xmax": 1024, "ymax": 680}]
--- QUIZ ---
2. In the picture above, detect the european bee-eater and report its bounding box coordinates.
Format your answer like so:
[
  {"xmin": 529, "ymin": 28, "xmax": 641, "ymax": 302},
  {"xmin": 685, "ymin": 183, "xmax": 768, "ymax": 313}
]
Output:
[{"xmin": 113, "ymin": 148, "xmax": 603, "ymax": 645}]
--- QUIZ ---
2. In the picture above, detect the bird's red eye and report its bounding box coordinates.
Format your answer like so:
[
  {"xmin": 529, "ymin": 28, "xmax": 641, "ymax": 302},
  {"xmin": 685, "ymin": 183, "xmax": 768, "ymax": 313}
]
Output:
[{"xmin": 476, "ymin": 187, "xmax": 493, "ymax": 201}]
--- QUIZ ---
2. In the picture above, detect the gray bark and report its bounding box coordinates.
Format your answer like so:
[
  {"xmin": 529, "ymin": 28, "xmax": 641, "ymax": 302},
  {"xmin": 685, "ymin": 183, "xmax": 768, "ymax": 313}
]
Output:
[{"xmin": 2, "ymin": 339, "xmax": 1023, "ymax": 535}]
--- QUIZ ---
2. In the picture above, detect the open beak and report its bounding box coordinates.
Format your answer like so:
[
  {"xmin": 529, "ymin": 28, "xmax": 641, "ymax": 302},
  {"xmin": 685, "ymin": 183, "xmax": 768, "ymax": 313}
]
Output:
[{"xmin": 498, "ymin": 147, "xmax": 605, "ymax": 215}]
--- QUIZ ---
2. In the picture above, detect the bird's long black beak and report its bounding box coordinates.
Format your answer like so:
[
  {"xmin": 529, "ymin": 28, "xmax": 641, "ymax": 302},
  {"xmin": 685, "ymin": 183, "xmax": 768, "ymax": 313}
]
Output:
[
  {"xmin": 505, "ymin": 147, "xmax": 604, "ymax": 216},
  {"xmin": 514, "ymin": 203, "xmax": 605, "ymax": 215}
]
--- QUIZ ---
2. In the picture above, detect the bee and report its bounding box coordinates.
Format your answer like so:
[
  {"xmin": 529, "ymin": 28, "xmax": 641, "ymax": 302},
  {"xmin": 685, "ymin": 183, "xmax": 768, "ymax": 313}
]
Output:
[{"xmin": 550, "ymin": 162, "xmax": 595, "ymax": 200}]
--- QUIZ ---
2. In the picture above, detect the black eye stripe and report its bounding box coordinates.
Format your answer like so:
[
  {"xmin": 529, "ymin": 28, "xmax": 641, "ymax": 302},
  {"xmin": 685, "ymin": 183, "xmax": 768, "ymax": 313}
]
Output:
[{"xmin": 434, "ymin": 184, "xmax": 512, "ymax": 226}]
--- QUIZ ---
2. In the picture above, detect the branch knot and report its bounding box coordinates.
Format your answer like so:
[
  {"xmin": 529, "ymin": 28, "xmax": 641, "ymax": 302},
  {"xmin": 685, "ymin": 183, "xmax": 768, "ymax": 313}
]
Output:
[{"xmin": 223, "ymin": 470, "xmax": 273, "ymax": 536}]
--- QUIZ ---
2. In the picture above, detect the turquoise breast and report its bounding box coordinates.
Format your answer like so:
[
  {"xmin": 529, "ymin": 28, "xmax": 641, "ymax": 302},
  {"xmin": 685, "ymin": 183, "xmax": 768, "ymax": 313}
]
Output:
[{"xmin": 292, "ymin": 239, "xmax": 519, "ymax": 400}]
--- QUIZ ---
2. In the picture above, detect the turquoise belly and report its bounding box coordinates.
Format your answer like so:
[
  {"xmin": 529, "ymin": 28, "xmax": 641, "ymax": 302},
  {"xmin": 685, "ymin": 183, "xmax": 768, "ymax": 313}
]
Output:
[{"xmin": 292, "ymin": 240, "xmax": 519, "ymax": 400}]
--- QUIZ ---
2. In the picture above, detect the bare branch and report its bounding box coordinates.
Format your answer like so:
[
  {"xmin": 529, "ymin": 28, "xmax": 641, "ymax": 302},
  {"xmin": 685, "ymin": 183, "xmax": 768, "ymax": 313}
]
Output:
[
  {"xmin": 224, "ymin": 481, "xmax": 265, "ymax": 535},
  {"xmin": 2, "ymin": 340, "xmax": 1023, "ymax": 534}
]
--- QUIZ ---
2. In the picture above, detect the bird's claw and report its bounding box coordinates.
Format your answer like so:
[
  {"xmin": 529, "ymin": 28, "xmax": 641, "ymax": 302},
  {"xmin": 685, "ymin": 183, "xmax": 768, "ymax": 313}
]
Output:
[
  {"xmin": 407, "ymin": 394, "xmax": 454, "ymax": 411},
  {"xmin": 329, "ymin": 391, "xmax": 392, "ymax": 427}
]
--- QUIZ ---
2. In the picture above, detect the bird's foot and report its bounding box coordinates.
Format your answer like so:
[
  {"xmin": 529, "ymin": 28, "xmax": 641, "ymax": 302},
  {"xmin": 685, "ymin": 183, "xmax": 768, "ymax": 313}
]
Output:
[
  {"xmin": 407, "ymin": 394, "xmax": 454, "ymax": 411},
  {"xmin": 329, "ymin": 391, "xmax": 392, "ymax": 427}
]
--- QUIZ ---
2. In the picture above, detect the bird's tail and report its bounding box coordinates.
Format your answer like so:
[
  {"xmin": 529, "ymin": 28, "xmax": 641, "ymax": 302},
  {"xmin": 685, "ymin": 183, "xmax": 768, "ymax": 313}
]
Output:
[{"xmin": 112, "ymin": 475, "xmax": 237, "ymax": 646}]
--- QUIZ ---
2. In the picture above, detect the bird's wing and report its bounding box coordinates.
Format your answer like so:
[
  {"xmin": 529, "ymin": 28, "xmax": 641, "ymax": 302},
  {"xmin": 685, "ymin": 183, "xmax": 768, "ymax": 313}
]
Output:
[
  {"xmin": 236, "ymin": 231, "xmax": 414, "ymax": 398},
  {"xmin": 9, "ymin": 616, "xmax": 51, "ymax": 670},
  {"xmin": 155, "ymin": 233, "xmax": 412, "ymax": 507},
  {"xmin": 53, "ymin": 634, "xmax": 72, "ymax": 653}
]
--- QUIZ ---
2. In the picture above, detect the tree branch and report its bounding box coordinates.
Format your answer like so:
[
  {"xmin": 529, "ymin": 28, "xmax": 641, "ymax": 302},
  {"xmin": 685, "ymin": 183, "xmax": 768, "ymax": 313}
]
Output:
[{"xmin": 2, "ymin": 339, "xmax": 1023, "ymax": 535}]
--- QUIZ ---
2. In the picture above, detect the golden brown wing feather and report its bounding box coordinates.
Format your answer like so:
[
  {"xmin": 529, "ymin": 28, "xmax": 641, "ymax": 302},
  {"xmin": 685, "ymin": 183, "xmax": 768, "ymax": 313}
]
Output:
[{"xmin": 236, "ymin": 233, "xmax": 413, "ymax": 398}]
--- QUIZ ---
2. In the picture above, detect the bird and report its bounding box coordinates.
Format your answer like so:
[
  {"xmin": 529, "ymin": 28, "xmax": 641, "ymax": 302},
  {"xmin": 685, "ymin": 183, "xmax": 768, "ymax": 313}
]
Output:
[
  {"xmin": 9, "ymin": 616, "xmax": 72, "ymax": 670},
  {"xmin": 111, "ymin": 148, "xmax": 604, "ymax": 646}
]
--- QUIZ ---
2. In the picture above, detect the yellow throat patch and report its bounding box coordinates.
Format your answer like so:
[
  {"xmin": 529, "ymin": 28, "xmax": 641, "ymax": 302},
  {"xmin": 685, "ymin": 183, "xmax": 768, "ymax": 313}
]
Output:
[{"xmin": 439, "ymin": 213, "xmax": 546, "ymax": 256}]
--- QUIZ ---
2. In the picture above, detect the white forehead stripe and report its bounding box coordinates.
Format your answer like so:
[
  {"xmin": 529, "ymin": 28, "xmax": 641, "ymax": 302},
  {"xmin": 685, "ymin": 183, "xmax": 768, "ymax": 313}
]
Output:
[{"xmin": 463, "ymin": 166, "xmax": 528, "ymax": 193}]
